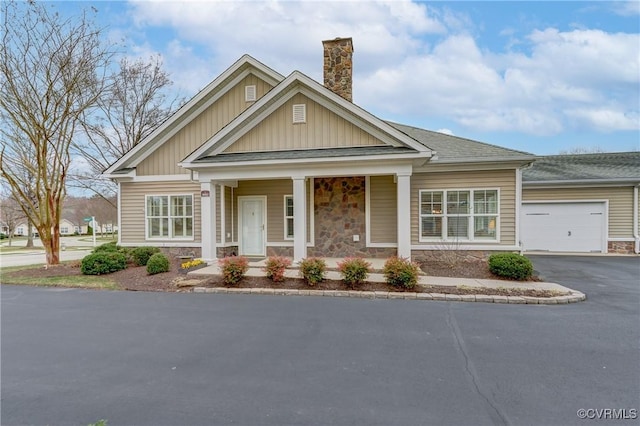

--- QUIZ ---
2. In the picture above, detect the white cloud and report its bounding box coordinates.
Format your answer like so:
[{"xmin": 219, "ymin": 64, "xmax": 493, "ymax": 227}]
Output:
[
  {"xmin": 125, "ymin": 0, "xmax": 640, "ymax": 136},
  {"xmin": 436, "ymin": 128, "xmax": 454, "ymax": 135},
  {"xmin": 611, "ymin": 1, "xmax": 640, "ymax": 16}
]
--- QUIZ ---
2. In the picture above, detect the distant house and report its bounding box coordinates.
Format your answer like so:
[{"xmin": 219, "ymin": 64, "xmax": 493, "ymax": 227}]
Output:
[
  {"xmin": 522, "ymin": 152, "xmax": 640, "ymax": 254},
  {"xmin": 15, "ymin": 219, "xmax": 81, "ymax": 237},
  {"xmin": 103, "ymin": 38, "xmax": 537, "ymax": 262}
]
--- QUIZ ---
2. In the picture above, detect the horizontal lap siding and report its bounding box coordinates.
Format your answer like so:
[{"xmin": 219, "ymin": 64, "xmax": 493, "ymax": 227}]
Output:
[
  {"xmin": 120, "ymin": 181, "xmax": 202, "ymax": 244},
  {"xmin": 223, "ymin": 93, "xmax": 383, "ymax": 153},
  {"xmin": 410, "ymin": 170, "xmax": 516, "ymax": 245},
  {"xmin": 370, "ymin": 175, "xmax": 397, "ymax": 243},
  {"xmin": 137, "ymin": 74, "xmax": 273, "ymax": 176},
  {"xmin": 522, "ymin": 186, "xmax": 635, "ymax": 238}
]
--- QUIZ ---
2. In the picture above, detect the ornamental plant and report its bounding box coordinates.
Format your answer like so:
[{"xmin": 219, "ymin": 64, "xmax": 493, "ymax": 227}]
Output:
[
  {"xmin": 488, "ymin": 253, "xmax": 533, "ymax": 281},
  {"xmin": 81, "ymin": 252, "xmax": 127, "ymax": 275},
  {"xmin": 382, "ymin": 256, "xmax": 420, "ymax": 289},
  {"xmin": 147, "ymin": 253, "xmax": 170, "ymax": 275},
  {"xmin": 219, "ymin": 256, "xmax": 249, "ymax": 285},
  {"xmin": 181, "ymin": 258, "xmax": 205, "ymax": 269},
  {"xmin": 299, "ymin": 257, "xmax": 327, "ymax": 286},
  {"xmin": 131, "ymin": 246, "xmax": 161, "ymax": 266},
  {"xmin": 337, "ymin": 257, "xmax": 371, "ymax": 288},
  {"xmin": 263, "ymin": 256, "xmax": 292, "ymax": 282}
]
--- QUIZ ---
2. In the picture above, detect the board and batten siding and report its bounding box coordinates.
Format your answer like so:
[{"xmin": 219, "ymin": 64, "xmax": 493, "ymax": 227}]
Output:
[
  {"xmin": 369, "ymin": 175, "xmax": 397, "ymax": 243},
  {"xmin": 224, "ymin": 186, "xmax": 233, "ymax": 243},
  {"xmin": 522, "ymin": 186, "xmax": 636, "ymax": 238},
  {"xmin": 410, "ymin": 170, "xmax": 517, "ymax": 245},
  {"xmin": 223, "ymin": 93, "xmax": 384, "ymax": 153},
  {"xmin": 137, "ymin": 74, "xmax": 274, "ymax": 176},
  {"xmin": 120, "ymin": 181, "xmax": 202, "ymax": 244}
]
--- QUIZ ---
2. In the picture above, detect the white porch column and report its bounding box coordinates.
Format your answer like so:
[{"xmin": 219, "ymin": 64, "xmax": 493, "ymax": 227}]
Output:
[
  {"xmin": 200, "ymin": 181, "xmax": 217, "ymax": 262},
  {"xmin": 293, "ymin": 177, "xmax": 307, "ymax": 262},
  {"xmin": 396, "ymin": 173, "xmax": 412, "ymax": 259}
]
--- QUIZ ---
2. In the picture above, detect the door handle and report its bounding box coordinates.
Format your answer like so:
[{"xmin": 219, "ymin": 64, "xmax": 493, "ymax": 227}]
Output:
[{"xmin": 568, "ymin": 231, "xmax": 571, "ymax": 237}]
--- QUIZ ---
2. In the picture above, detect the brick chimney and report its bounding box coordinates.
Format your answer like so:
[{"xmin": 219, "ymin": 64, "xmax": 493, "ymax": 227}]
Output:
[{"xmin": 322, "ymin": 37, "xmax": 353, "ymax": 102}]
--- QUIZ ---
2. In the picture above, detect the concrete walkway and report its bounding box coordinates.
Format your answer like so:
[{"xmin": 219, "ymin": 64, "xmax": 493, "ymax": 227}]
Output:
[{"xmin": 189, "ymin": 258, "xmax": 585, "ymax": 304}]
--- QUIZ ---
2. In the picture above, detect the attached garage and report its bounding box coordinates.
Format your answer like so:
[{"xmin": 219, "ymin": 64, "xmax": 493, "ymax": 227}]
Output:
[{"xmin": 521, "ymin": 201, "xmax": 606, "ymax": 253}]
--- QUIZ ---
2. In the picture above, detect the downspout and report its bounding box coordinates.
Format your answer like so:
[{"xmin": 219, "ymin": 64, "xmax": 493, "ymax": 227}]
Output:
[
  {"xmin": 516, "ymin": 162, "xmax": 534, "ymax": 254},
  {"xmin": 634, "ymin": 184, "xmax": 639, "ymax": 254}
]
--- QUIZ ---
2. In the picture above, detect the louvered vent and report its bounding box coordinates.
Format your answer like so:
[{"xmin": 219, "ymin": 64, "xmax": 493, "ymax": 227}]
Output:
[
  {"xmin": 292, "ymin": 104, "xmax": 306, "ymax": 123},
  {"xmin": 245, "ymin": 85, "xmax": 257, "ymax": 102}
]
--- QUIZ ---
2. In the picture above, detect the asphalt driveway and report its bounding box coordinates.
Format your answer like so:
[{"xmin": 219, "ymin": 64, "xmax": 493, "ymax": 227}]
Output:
[{"xmin": 1, "ymin": 256, "xmax": 638, "ymax": 426}]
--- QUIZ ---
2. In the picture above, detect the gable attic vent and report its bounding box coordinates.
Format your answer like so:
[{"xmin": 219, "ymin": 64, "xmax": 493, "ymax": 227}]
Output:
[
  {"xmin": 292, "ymin": 104, "xmax": 306, "ymax": 124},
  {"xmin": 245, "ymin": 85, "xmax": 257, "ymax": 102}
]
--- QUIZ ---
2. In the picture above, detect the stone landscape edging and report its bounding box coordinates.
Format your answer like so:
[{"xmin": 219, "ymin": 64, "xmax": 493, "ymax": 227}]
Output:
[{"xmin": 192, "ymin": 287, "xmax": 587, "ymax": 304}]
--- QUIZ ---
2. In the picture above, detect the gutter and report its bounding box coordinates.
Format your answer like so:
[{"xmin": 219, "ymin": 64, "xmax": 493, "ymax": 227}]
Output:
[{"xmin": 634, "ymin": 184, "xmax": 639, "ymax": 254}]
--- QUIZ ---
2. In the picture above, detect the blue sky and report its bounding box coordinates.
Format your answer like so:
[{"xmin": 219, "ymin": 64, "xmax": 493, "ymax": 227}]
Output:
[{"xmin": 59, "ymin": 0, "xmax": 639, "ymax": 155}]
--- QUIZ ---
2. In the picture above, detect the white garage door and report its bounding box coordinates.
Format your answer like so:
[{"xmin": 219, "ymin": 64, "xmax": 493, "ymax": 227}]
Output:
[{"xmin": 521, "ymin": 202, "xmax": 606, "ymax": 253}]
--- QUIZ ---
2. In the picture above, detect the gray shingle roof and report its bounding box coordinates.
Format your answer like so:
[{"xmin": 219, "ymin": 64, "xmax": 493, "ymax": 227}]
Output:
[
  {"xmin": 386, "ymin": 121, "xmax": 534, "ymax": 162},
  {"xmin": 195, "ymin": 146, "xmax": 417, "ymax": 163},
  {"xmin": 523, "ymin": 152, "xmax": 640, "ymax": 182}
]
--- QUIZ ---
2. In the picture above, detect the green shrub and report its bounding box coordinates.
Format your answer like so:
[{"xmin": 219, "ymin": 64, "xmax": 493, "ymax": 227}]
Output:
[
  {"xmin": 263, "ymin": 256, "xmax": 292, "ymax": 282},
  {"xmin": 383, "ymin": 256, "xmax": 420, "ymax": 289},
  {"xmin": 488, "ymin": 253, "xmax": 533, "ymax": 280},
  {"xmin": 219, "ymin": 256, "xmax": 249, "ymax": 285},
  {"xmin": 147, "ymin": 253, "xmax": 170, "ymax": 275},
  {"xmin": 81, "ymin": 252, "xmax": 127, "ymax": 275},
  {"xmin": 93, "ymin": 241, "xmax": 119, "ymax": 253},
  {"xmin": 131, "ymin": 246, "xmax": 160, "ymax": 266},
  {"xmin": 299, "ymin": 257, "xmax": 327, "ymax": 286},
  {"xmin": 337, "ymin": 257, "xmax": 371, "ymax": 288}
]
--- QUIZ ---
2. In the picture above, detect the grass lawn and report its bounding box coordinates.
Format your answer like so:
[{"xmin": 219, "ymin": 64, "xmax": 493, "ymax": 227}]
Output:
[{"xmin": 0, "ymin": 264, "xmax": 120, "ymax": 290}]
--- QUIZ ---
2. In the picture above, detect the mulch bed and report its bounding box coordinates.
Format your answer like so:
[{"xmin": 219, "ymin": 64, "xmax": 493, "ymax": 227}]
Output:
[{"xmin": 2, "ymin": 258, "xmax": 558, "ymax": 297}]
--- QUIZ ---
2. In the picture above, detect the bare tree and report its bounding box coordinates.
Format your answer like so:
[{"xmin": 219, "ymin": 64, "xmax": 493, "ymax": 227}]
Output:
[
  {"xmin": 0, "ymin": 196, "xmax": 25, "ymax": 247},
  {"xmin": 72, "ymin": 55, "xmax": 181, "ymax": 203},
  {"xmin": 0, "ymin": 1, "xmax": 113, "ymax": 265},
  {"xmin": 558, "ymin": 146, "xmax": 606, "ymax": 155}
]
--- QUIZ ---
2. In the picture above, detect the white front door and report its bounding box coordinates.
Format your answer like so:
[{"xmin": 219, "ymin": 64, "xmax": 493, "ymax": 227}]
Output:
[{"xmin": 239, "ymin": 197, "xmax": 266, "ymax": 256}]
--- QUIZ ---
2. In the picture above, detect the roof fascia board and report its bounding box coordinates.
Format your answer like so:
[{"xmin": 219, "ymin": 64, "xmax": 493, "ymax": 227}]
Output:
[
  {"xmin": 524, "ymin": 178, "xmax": 640, "ymax": 187},
  {"xmin": 415, "ymin": 160, "xmax": 535, "ymax": 173},
  {"xmin": 183, "ymin": 151, "xmax": 429, "ymax": 170},
  {"xmin": 103, "ymin": 55, "xmax": 284, "ymax": 175}
]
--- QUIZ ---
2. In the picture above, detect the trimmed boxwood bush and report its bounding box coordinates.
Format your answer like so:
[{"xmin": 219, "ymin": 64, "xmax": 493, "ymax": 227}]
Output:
[
  {"xmin": 299, "ymin": 257, "xmax": 327, "ymax": 286},
  {"xmin": 219, "ymin": 256, "xmax": 249, "ymax": 285},
  {"xmin": 93, "ymin": 241, "xmax": 119, "ymax": 253},
  {"xmin": 131, "ymin": 246, "xmax": 161, "ymax": 266},
  {"xmin": 81, "ymin": 252, "xmax": 127, "ymax": 275},
  {"xmin": 488, "ymin": 253, "xmax": 533, "ymax": 280},
  {"xmin": 383, "ymin": 256, "xmax": 420, "ymax": 289},
  {"xmin": 147, "ymin": 253, "xmax": 170, "ymax": 275},
  {"xmin": 337, "ymin": 257, "xmax": 371, "ymax": 288}
]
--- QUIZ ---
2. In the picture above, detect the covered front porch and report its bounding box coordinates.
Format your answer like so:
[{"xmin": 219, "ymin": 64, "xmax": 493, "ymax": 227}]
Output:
[{"xmin": 197, "ymin": 162, "xmax": 413, "ymax": 263}]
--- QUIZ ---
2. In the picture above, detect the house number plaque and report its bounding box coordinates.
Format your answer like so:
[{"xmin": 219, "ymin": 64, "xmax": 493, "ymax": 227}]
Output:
[{"xmin": 201, "ymin": 190, "xmax": 210, "ymax": 197}]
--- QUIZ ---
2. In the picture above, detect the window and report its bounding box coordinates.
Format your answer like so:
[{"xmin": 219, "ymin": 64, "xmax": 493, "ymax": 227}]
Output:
[
  {"xmin": 146, "ymin": 195, "xmax": 193, "ymax": 239},
  {"xmin": 419, "ymin": 189, "xmax": 498, "ymax": 241},
  {"xmin": 284, "ymin": 195, "xmax": 294, "ymax": 239},
  {"xmin": 60, "ymin": 226, "xmax": 69, "ymax": 234}
]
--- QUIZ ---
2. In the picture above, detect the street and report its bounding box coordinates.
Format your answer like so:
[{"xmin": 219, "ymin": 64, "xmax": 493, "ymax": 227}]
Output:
[{"xmin": 1, "ymin": 256, "xmax": 638, "ymax": 425}]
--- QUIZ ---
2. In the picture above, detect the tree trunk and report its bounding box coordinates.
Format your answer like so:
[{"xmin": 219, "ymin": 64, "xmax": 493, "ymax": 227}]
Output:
[{"xmin": 44, "ymin": 227, "xmax": 60, "ymax": 265}]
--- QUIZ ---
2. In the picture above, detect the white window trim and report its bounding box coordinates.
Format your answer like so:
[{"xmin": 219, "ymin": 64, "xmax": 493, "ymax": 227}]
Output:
[
  {"xmin": 284, "ymin": 194, "xmax": 294, "ymax": 240},
  {"xmin": 418, "ymin": 188, "xmax": 501, "ymax": 243},
  {"xmin": 144, "ymin": 194, "xmax": 195, "ymax": 241},
  {"xmin": 245, "ymin": 85, "xmax": 257, "ymax": 102},
  {"xmin": 292, "ymin": 104, "xmax": 306, "ymax": 124}
]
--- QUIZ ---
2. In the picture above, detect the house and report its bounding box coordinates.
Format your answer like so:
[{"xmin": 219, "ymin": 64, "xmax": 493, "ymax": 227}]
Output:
[
  {"xmin": 103, "ymin": 37, "xmax": 540, "ymax": 262},
  {"xmin": 14, "ymin": 219, "xmax": 78, "ymax": 237},
  {"xmin": 521, "ymin": 152, "xmax": 640, "ymax": 254}
]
